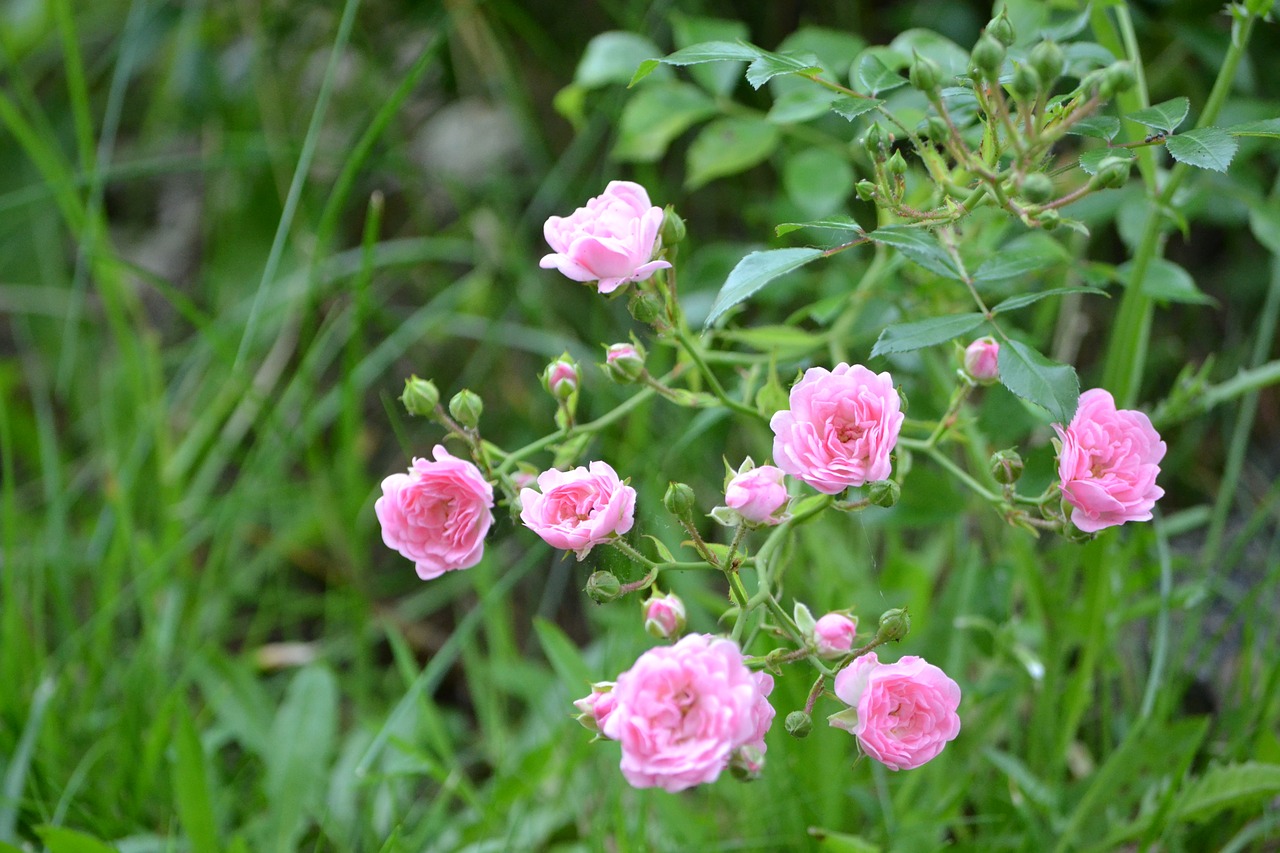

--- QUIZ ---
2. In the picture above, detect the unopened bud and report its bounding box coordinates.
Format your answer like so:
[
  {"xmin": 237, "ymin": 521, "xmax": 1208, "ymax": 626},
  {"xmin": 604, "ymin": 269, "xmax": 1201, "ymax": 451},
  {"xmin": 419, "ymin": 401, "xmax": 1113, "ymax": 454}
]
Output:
[
  {"xmin": 909, "ymin": 51, "xmax": 943, "ymax": 95},
  {"xmin": 1104, "ymin": 61, "xmax": 1136, "ymax": 95},
  {"xmin": 448, "ymin": 389, "xmax": 483, "ymax": 428},
  {"xmin": 663, "ymin": 482, "xmax": 696, "ymax": 520},
  {"xmin": 784, "ymin": 710, "xmax": 813, "ymax": 738},
  {"xmin": 864, "ymin": 123, "xmax": 887, "ymax": 159},
  {"xmin": 1011, "ymin": 63, "xmax": 1042, "ymax": 102},
  {"xmin": 1092, "ymin": 156, "xmax": 1132, "ymax": 189},
  {"xmin": 855, "ymin": 180, "xmax": 877, "ymax": 201},
  {"xmin": 971, "ymin": 33, "xmax": 1006, "ymax": 78},
  {"xmin": 887, "ymin": 150, "xmax": 908, "ymax": 176},
  {"xmin": 572, "ymin": 682, "xmax": 616, "ymax": 734},
  {"xmin": 400, "ymin": 375, "xmax": 439, "ymax": 416},
  {"xmin": 987, "ymin": 11, "xmax": 1015, "ymax": 47},
  {"xmin": 1029, "ymin": 40, "xmax": 1065, "ymax": 86},
  {"xmin": 585, "ymin": 571, "xmax": 621, "ymax": 603},
  {"xmin": 1020, "ymin": 172, "xmax": 1054, "ymax": 204},
  {"xmin": 990, "ymin": 448, "xmax": 1024, "ymax": 485},
  {"xmin": 642, "ymin": 590, "xmax": 687, "ymax": 640},
  {"xmin": 963, "ymin": 336, "xmax": 1001, "ymax": 383},
  {"xmin": 925, "ymin": 116, "xmax": 951, "ymax": 142},
  {"xmin": 604, "ymin": 342, "xmax": 646, "ymax": 383},
  {"xmin": 1035, "ymin": 209, "xmax": 1061, "ymax": 230},
  {"xmin": 729, "ymin": 746, "xmax": 765, "ymax": 781},
  {"xmin": 628, "ymin": 291, "xmax": 664, "ymax": 325},
  {"xmin": 542, "ymin": 355, "xmax": 579, "ymax": 401},
  {"xmin": 660, "ymin": 205, "xmax": 686, "ymax": 245},
  {"xmin": 867, "ymin": 479, "xmax": 901, "ymax": 508},
  {"xmin": 875, "ymin": 607, "xmax": 911, "ymax": 644}
]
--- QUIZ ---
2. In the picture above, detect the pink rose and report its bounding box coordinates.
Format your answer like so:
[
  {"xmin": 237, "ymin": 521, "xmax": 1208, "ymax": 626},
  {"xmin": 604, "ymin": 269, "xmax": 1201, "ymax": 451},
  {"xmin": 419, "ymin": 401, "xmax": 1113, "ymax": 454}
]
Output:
[
  {"xmin": 602, "ymin": 634, "xmax": 774, "ymax": 792},
  {"xmin": 519, "ymin": 461, "xmax": 636, "ymax": 559},
  {"xmin": 642, "ymin": 591, "xmax": 687, "ymax": 640},
  {"xmin": 573, "ymin": 682, "xmax": 617, "ymax": 735},
  {"xmin": 829, "ymin": 652, "xmax": 961, "ymax": 771},
  {"xmin": 1054, "ymin": 388, "xmax": 1166, "ymax": 533},
  {"xmin": 725, "ymin": 464, "xmax": 790, "ymax": 526},
  {"xmin": 770, "ymin": 364, "xmax": 904, "ymax": 494},
  {"xmin": 964, "ymin": 337, "xmax": 1000, "ymax": 383},
  {"xmin": 540, "ymin": 181, "xmax": 672, "ymax": 294},
  {"xmin": 813, "ymin": 613, "xmax": 858, "ymax": 658},
  {"xmin": 375, "ymin": 446, "xmax": 494, "ymax": 580},
  {"xmin": 542, "ymin": 358, "xmax": 579, "ymax": 400}
]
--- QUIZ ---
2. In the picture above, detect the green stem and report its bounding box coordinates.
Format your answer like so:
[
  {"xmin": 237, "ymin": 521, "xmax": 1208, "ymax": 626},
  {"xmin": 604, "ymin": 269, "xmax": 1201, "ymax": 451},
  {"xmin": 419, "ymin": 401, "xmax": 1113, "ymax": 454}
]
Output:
[
  {"xmin": 673, "ymin": 323, "xmax": 765, "ymax": 423},
  {"xmin": 609, "ymin": 538, "xmax": 657, "ymax": 570},
  {"xmin": 495, "ymin": 382, "xmax": 660, "ymax": 473}
]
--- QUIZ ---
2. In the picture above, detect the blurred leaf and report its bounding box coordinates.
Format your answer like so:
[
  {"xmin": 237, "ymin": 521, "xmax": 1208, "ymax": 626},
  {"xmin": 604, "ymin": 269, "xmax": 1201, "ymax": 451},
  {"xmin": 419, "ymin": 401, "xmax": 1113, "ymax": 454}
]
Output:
[
  {"xmin": 991, "ymin": 287, "xmax": 1108, "ymax": 314},
  {"xmin": 1248, "ymin": 195, "xmax": 1280, "ymax": 253},
  {"xmin": 767, "ymin": 87, "xmax": 838, "ymax": 124},
  {"xmin": 808, "ymin": 826, "xmax": 882, "ymax": 851},
  {"xmin": 1126, "ymin": 97, "xmax": 1190, "ymax": 135},
  {"xmin": 1079, "ymin": 146, "xmax": 1133, "ymax": 175},
  {"xmin": 1165, "ymin": 127, "xmax": 1238, "ymax": 172},
  {"xmin": 1228, "ymin": 117, "xmax": 1280, "ymax": 138},
  {"xmin": 34, "ymin": 828, "xmax": 117, "ymax": 853},
  {"xmin": 172, "ymin": 704, "xmax": 220, "ymax": 853},
  {"xmin": 868, "ymin": 225, "xmax": 964, "ymax": 279},
  {"xmin": 998, "ymin": 340, "xmax": 1079, "ymax": 423},
  {"xmin": 775, "ymin": 215, "xmax": 863, "ymax": 236},
  {"xmin": 719, "ymin": 324, "xmax": 825, "ymax": 356},
  {"xmin": 1118, "ymin": 258, "xmax": 1214, "ymax": 304},
  {"xmin": 973, "ymin": 239, "xmax": 1068, "ymax": 282},
  {"xmin": 783, "ymin": 147, "xmax": 854, "ymax": 217},
  {"xmin": 830, "ymin": 96, "xmax": 882, "ymax": 121},
  {"xmin": 1040, "ymin": 5, "xmax": 1094, "ymax": 40},
  {"xmin": 1174, "ymin": 762, "xmax": 1280, "ymax": 823},
  {"xmin": 704, "ymin": 248, "xmax": 824, "ymax": 328},
  {"xmin": 612, "ymin": 82, "xmax": 716, "ymax": 162},
  {"xmin": 1063, "ymin": 42, "xmax": 1118, "ymax": 76},
  {"xmin": 575, "ymin": 32, "xmax": 668, "ymax": 88},
  {"xmin": 854, "ymin": 49, "xmax": 908, "ymax": 96},
  {"xmin": 1067, "ymin": 116, "xmax": 1120, "ymax": 141},
  {"xmin": 985, "ymin": 749, "xmax": 1060, "ymax": 812},
  {"xmin": 264, "ymin": 666, "xmax": 338, "ymax": 851},
  {"xmin": 871, "ymin": 313, "xmax": 986, "ymax": 357},
  {"xmin": 686, "ymin": 116, "xmax": 780, "ymax": 188},
  {"xmin": 888, "ymin": 29, "xmax": 969, "ymax": 76},
  {"xmin": 533, "ymin": 618, "xmax": 594, "ymax": 689},
  {"xmin": 671, "ymin": 14, "xmax": 749, "ymax": 96}
]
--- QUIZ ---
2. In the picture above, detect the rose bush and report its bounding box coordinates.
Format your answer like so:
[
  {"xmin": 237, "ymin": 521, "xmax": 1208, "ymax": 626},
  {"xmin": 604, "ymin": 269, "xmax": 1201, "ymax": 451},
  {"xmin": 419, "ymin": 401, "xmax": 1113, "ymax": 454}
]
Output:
[
  {"xmin": 519, "ymin": 461, "xmax": 636, "ymax": 558},
  {"xmin": 540, "ymin": 180, "xmax": 671, "ymax": 294}
]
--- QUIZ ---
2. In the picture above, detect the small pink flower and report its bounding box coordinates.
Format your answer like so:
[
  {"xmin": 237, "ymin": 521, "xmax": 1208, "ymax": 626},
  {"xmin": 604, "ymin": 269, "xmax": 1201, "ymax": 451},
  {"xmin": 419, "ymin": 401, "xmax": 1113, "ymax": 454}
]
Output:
[
  {"xmin": 813, "ymin": 613, "xmax": 858, "ymax": 658},
  {"xmin": 725, "ymin": 464, "xmax": 790, "ymax": 526},
  {"xmin": 543, "ymin": 358, "xmax": 579, "ymax": 400},
  {"xmin": 1054, "ymin": 388, "xmax": 1165, "ymax": 533},
  {"xmin": 375, "ymin": 446, "xmax": 494, "ymax": 580},
  {"xmin": 829, "ymin": 652, "xmax": 961, "ymax": 771},
  {"xmin": 540, "ymin": 181, "xmax": 672, "ymax": 294},
  {"xmin": 964, "ymin": 337, "xmax": 1000, "ymax": 383},
  {"xmin": 573, "ymin": 682, "xmax": 617, "ymax": 735},
  {"xmin": 602, "ymin": 634, "xmax": 774, "ymax": 792},
  {"xmin": 642, "ymin": 591, "xmax": 687, "ymax": 640},
  {"xmin": 604, "ymin": 342, "xmax": 646, "ymax": 383},
  {"xmin": 519, "ymin": 461, "xmax": 636, "ymax": 559},
  {"xmin": 770, "ymin": 364, "xmax": 904, "ymax": 494}
]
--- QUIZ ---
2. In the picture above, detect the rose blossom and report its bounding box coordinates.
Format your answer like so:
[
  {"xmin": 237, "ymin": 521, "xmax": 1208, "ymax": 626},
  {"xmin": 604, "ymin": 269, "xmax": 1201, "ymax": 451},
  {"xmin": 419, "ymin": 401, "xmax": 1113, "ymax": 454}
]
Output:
[
  {"xmin": 540, "ymin": 181, "xmax": 672, "ymax": 294},
  {"xmin": 375, "ymin": 445, "xmax": 494, "ymax": 580},
  {"xmin": 573, "ymin": 682, "xmax": 617, "ymax": 735},
  {"xmin": 1054, "ymin": 388, "xmax": 1165, "ymax": 533},
  {"xmin": 601, "ymin": 634, "xmax": 775, "ymax": 792},
  {"xmin": 642, "ymin": 591, "xmax": 687, "ymax": 640},
  {"xmin": 724, "ymin": 464, "xmax": 790, "ymax": 526},
  {"xmin": 828, "ymin": 652, "xmax": 961, "ymax": 771},
  {"xmin": 519, "ymin": 461, "xmax": 636, "ymax": 559},
  {"xmin": 770, "ymin": 363, "xmax": 904, "ymax": 494},
  {"xmin": 813, "ymin": 613, "xmax": 858, "ymax": 658},
  {"xmin": 964, "ymin": 336, "xmax": 1000, "ymax": 383}
]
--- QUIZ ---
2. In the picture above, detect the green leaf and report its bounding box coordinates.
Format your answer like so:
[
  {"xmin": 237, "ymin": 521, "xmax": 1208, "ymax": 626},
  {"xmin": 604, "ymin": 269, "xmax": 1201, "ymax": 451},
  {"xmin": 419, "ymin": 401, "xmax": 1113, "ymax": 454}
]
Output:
[
  {"xmin": 830, "ymin": 96, "xmax": 882, "ymax": 121},
  {"xmin": 671, "ymin": 14, "xmax": 749, "ymax": 96},
  {"xmin": 783, "ymin": 147, "xmax": 854, "ymax": 217},
  {"xmin": 774, "ymin": 215, "xmax": 863, "ymax": 236},
  {"xmin": 808, "ymin": 827, "xmax": 882, "ymax": 852},
  {"xmin": 719, "ymin": 324, "xmax": 826, "ymax": 356},
  {"xmin": 1165, "ymin": 126, "xmax": 1238, "ymax": 173},
  {"xmin": 1126, "ymin": 97, "xmax": 1190, "ymax": 135},
  {"xmin": 854, "ymin": 50, "xmax": 907, "ymax": 96},
  {"xmin": 870, "ymin": 313, "xmax": 986, "ymax": 358},
  {"xmin": 991, "ymin": 287, "xmax": 1108, "ymax": 314},
  {"xmin": 686, "ymin": 116, "xmax": 780, "ymax": 188},
  {"xmin": 1079, "ymin": 146, "xmax": 1133, "ymax": 176},
  {"xmin": 973, "ymin": 241, "xmax": 1068, "ymax": 283},
  {"xmin": 533, "ymin": 617, "xmax": 594, "ymax": 689},
  {"xmin": 611, "ymin": 82, "xmax": 717, "ymax": 162},
  {"xmin": 767, "ymin": 87, "xmax": 838, "ymax": 124},
  {"xmin": 264, "ymin": 666, "xmax": 338, "ymax": 851},
  {"xmin": 704, "ymin": 247, "xmax": 824, "ymax": 328},
  {"xmin": 998, "ymin": 340, "xmax": 1080, "ymax": 423},
  {"xmin": 575, "ymin": 32, "xmax": 668, "ymax": 88},
  {"xmin": 34, "ymin": 827, "xmax": 118, "ymax": 853},
  {"xmin": 629, "ymin": 40, "xmax": 759, "ymax": 87},
  {"xmin": 1174, "ymin": 762, "xmax": 1280, "ymax": 823},
  {"xmin": 1067, "ymin": 115, "xmax": 1121, "ymax": 141},
  {"xmin": 172, "ymin": 704, "xmax": 221, "ymax": 853},
  {"xmin": 868, "ymin": 225, "xmax": 964, "ymax": 280},
  {"xmin": 1118, "ymin": 258, "xmax": 1213, "ymax": 304},
  {"xmin": 745, "ymin": 51, "xmax": 822, "ymax": 89},
  {"xmin": 1228, "ymin": 117, "xmax": 1280, "ymax": 138}
]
